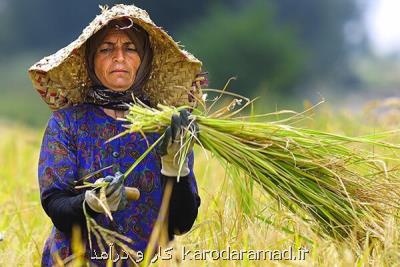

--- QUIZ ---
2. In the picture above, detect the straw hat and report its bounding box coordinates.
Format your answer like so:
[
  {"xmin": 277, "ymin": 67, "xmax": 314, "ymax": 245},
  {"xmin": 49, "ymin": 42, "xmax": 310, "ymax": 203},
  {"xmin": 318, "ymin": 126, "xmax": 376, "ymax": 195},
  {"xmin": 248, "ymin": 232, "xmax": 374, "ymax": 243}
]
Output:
[{"xmin": 28, "ymin": 4, "xmax": 203, "ymax": 110}]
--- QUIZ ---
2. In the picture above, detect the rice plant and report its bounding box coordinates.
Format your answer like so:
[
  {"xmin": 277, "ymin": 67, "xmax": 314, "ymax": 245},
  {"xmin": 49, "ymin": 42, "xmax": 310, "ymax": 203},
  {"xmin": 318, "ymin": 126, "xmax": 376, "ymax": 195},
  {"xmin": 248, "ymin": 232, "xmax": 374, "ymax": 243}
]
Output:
[{"xmin": 113, "ymin": 94, "xmax": 400, "ymax": 246}]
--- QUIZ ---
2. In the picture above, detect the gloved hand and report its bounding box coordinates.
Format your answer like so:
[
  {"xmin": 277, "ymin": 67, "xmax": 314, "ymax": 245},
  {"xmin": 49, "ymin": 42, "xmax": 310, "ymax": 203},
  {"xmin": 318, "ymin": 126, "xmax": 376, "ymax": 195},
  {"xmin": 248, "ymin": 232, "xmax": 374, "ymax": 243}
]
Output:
[
  {"xmin": 158, "ymin": 109, "xmax": 198, "ymax": 177},
  {"xmin": 85, "ymin": 172, "xmax": 128, "ymax": 213}
]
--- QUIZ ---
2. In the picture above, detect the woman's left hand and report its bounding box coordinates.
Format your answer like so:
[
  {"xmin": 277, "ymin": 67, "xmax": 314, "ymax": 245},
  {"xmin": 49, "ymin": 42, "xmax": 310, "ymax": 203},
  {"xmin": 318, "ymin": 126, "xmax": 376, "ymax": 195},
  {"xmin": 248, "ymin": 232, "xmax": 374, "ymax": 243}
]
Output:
[{"xmin": 157, "ymin": 109, "xmax": 198, "ymax": 177}]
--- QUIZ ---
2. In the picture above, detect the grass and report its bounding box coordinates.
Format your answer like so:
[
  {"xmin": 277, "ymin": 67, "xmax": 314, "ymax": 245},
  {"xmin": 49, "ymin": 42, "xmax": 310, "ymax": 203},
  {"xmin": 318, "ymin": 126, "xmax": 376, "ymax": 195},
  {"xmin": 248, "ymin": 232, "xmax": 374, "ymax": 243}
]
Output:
[
  {"xmin": 1, "ymin": 104, "xmax": 400, "ymax": 266},
  {"xmin": 0, "ymin": 52, "xmax": 50, "ymax": 128}
]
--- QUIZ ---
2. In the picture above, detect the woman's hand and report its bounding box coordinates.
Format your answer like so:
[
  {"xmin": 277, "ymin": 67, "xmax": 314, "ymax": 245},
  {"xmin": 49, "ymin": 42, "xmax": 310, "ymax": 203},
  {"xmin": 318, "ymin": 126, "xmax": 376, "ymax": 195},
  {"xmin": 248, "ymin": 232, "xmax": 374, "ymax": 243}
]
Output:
[
  {"xmin": 158, "ymin": 109, "xmax": 198, "ymax": 177},
  {"xmin": 85, "ymin": 172, "xmax": 128, "ymax": 213}
]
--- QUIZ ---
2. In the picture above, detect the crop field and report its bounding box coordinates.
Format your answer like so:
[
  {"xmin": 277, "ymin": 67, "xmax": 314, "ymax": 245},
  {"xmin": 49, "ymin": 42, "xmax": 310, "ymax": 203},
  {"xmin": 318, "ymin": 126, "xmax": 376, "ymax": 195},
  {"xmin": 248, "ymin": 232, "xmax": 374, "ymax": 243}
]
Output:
[{"xmin": 1, "ymin": 104, "xmax": 400, "ymax": 266}]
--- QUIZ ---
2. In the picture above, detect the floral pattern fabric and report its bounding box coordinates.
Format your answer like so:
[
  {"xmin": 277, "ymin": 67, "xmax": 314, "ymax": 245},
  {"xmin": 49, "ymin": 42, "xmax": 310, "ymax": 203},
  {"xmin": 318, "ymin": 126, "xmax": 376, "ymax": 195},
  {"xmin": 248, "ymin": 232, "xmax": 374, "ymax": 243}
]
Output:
[{"xmin": 38, "ymin": 103, "xmax": 198, "ymax": 266}]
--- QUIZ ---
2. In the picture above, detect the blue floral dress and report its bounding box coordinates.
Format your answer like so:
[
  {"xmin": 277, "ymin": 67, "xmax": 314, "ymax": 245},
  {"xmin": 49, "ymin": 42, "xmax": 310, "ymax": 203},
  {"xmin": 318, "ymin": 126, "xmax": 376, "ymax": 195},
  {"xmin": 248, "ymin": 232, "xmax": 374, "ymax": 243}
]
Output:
[{"xmin": 38, "ymin": 103, "xmax": 198, "ymax": 266}]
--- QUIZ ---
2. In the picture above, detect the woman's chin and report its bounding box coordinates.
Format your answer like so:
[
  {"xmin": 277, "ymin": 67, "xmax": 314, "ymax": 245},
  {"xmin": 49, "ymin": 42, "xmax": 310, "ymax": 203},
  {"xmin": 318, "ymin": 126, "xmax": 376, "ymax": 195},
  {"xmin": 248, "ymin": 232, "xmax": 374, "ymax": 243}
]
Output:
[
  {"xmin": 106, "ymin": 78, "xmax": 135, "ymax": 92},
  {"xmin": 106, "ymin": 82, "xmax": 133, "ymax": 92},
  {"xmin": 109, "ymin": 87, "xmax": 130, "ymax": 92}
]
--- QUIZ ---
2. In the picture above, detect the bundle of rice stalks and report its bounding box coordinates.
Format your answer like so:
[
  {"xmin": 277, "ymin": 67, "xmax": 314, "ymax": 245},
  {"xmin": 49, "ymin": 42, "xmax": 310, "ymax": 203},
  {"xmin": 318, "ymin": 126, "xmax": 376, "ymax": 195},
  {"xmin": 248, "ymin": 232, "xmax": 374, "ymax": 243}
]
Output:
[{"xmin": 111, "ymin": 94, "xmax": 400, "ymax": 245}]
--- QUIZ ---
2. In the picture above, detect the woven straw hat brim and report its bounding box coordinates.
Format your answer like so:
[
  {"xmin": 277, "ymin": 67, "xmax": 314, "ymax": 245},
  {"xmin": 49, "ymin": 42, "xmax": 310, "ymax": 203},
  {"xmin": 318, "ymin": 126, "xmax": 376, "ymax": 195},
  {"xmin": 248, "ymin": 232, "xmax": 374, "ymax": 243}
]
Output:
[{"xmin": 28, "ymin": 4, "xmax": 203, "ymax": 110}]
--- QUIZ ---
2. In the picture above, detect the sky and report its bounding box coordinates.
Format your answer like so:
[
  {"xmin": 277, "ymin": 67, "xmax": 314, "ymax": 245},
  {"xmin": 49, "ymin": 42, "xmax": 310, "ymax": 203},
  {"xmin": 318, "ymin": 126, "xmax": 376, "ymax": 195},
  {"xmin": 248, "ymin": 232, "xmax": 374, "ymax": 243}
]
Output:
[{"xmin": 366, "ymin": 0, "xmax": 400, "ymax": 55}]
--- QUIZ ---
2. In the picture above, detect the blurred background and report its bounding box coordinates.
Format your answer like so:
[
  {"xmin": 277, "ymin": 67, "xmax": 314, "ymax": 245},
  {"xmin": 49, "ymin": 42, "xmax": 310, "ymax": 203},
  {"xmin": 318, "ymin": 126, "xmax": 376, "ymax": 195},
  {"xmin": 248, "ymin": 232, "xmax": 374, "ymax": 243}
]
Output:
[{"xmin": 0, "ymin": 0, "xmax": 399, "ymax": 128}]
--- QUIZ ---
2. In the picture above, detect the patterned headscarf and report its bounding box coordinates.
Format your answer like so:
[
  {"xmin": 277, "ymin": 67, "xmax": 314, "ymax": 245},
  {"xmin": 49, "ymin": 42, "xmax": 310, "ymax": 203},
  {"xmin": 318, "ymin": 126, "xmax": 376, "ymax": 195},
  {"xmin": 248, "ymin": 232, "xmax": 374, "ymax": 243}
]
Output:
[{"xmin": 84, "ymin": 18, "xmax": 153, "ymax": 110}]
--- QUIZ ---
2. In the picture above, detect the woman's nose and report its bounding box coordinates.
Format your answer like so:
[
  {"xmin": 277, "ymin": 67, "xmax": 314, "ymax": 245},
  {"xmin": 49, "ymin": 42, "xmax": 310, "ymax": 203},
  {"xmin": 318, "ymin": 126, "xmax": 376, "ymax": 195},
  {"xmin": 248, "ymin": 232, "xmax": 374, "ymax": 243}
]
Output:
[{"xmin": 113, "ymin": 47, "xmax": 125, "ymax": 62}]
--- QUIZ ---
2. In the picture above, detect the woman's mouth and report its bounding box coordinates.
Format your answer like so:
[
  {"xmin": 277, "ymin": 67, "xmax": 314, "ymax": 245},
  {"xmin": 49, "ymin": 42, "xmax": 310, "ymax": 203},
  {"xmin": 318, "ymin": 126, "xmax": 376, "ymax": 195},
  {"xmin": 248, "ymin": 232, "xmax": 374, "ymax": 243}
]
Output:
[{"xmin": 111, "ymin": 69, "xmax": 128, "ymax": 73}]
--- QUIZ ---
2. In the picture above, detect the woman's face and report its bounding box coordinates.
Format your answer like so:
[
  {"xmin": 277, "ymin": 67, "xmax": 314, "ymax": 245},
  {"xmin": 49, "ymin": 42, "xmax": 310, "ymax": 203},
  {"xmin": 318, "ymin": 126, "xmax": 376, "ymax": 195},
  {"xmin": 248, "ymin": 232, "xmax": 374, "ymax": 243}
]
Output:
[{"xmin": 94, "ymin": 29, "xmax": 141, "ymax": 91}]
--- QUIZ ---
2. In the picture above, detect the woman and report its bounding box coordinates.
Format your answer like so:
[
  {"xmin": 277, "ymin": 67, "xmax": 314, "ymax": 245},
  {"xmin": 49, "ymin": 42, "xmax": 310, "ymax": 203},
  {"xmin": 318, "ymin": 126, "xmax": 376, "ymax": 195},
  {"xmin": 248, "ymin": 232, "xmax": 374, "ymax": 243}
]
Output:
[{"xmin": 29, "ymin": 4, "xmax": 206, "ymax": 266}]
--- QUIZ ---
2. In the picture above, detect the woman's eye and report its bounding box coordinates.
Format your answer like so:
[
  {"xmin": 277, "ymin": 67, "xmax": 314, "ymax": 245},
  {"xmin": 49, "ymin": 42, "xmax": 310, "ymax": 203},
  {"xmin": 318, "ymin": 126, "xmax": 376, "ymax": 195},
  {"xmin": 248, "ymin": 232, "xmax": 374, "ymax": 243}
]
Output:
[
  {"xmin": 126, "ymin": 47, "xmax": 137, "ymax": 52},
  {"xmin": 99, "ymin": 47, "xmax": 112, "ymax": 53}
]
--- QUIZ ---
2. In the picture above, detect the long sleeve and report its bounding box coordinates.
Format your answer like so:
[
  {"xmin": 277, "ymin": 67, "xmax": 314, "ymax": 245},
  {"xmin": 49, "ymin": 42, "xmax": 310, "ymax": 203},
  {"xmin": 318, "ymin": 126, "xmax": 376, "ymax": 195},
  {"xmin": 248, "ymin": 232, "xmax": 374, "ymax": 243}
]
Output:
[
  {"xmin": 41, "ymin": 187, "xmax": 100, "ymax": 234},
  {"xmin": 41, "ymin": 190, "xmax": 96, "ymax": 234},
  {"xmin": 38, "ymin": 111, "xmax": 98, "ymax": 234},
  {"xmin": 162, "ymin": 151, "xmax": 201, "ymax": 240}
]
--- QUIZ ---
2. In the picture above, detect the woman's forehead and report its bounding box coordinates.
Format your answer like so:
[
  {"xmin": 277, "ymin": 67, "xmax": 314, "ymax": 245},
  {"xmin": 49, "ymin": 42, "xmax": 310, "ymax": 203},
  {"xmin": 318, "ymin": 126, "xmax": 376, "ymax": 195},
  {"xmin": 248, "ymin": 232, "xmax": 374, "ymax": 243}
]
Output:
[{"xmin": 101, "ymin": 29, "xmax": 134, "ymax": 43}]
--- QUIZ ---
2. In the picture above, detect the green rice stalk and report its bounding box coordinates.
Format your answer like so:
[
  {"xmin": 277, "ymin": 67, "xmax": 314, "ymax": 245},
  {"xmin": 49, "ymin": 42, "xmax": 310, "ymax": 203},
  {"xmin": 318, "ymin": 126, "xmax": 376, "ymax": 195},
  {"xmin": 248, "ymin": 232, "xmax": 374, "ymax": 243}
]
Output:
[{"xmin": 115, "ymin": 97, "xmax": 400, "ymax": 244}]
